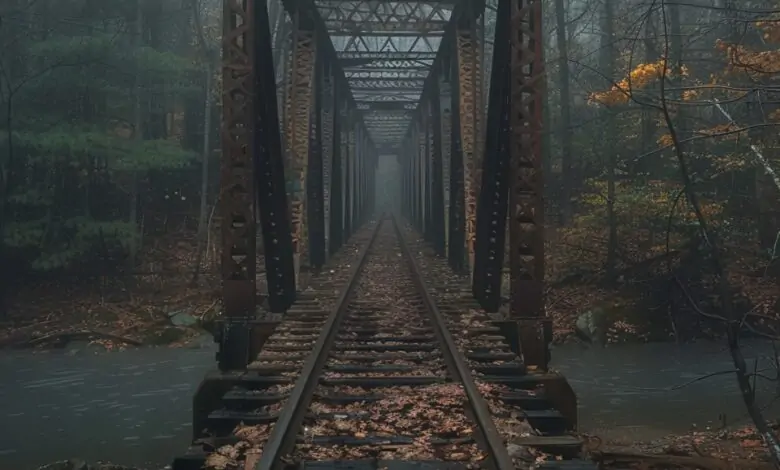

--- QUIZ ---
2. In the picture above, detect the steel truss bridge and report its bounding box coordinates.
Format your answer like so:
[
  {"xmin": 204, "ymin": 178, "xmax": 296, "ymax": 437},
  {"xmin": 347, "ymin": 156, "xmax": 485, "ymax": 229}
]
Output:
[{"xmin": 218, "ymin": 0, "xmax": 547, "ymax": 372}]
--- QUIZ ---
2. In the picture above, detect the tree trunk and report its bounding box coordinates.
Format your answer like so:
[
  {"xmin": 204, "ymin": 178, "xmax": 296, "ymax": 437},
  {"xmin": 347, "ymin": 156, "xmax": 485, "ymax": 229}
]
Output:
[
  {"xmin": 192, "ymin": 62, "xmax": 213, "ymax": 283},
  {"xmin": 128, "ymin": 0, "xmax": 143, "ymax": 268},
  {"xmin": 639, "ymin": 13, "xmax": 657, "ymax": 180},
  {"xmin": 601, "ymin": 0, "xmax": 618, "ymax": 281},
  {"xmin": 554, "ymin": 0, "xmax": 573, "ymax": 224}
]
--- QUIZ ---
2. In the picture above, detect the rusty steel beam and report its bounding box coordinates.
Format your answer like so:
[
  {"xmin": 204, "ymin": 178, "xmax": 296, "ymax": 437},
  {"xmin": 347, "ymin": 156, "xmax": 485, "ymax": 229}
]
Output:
[
  {"xmin": 254, "ymin": 0, "xmax": 297, "ymax": 314},
  {"xmin": 343, "ymin": 113, "xmax": 353, "ymax": 237},
  {"xmin": 448, "ymin": 54, "xmax": 465, "ymax": 271},
  {"xmin": 440, "ymin": 74, "xmax": 452, "ymax": 258},
  {"xmin": 430, "ymin": 77, "xmax": 446, "ymax": 256},
  {"xmin": 473, "ymin": 0, "xmax": 510, "ymax": 312},
  {"xmin": 338, "ymin": 51, "xmax": 438, "ymax": 60},
  {"xmin": 329, "ymin": 92, "xmax": 344, "ymax": 255},
  {"xmin": 219, "ymin": 0, "xmax": 256, "ymax": 370},
  {"xmin": 508, "ymin": 0, "xmax": 547, "ymax": 369},
  {"xmin": 307, "ymin": 48, "xmax": 326, "ymax": 269},
  {"xmin": 416, "ymin": 119, "xmax": 428, "ymax": 234},
  {"xmin": 424, "ymin": 102, "xmax": 434, "ymax": 243},
  {"xmin": 455, "ymin": 12, "xmax": 481, "ymax": 279},
  {"xmin": 284, "ymin": 15, "xmax": 317, "ymax": 287},
  {"xmin": 322, "ymin": 61, "xmax": 335, "ymax": 258},
  {"xmin": 356, "ymin": 126, "xmax": 364, "ymax": 225}
]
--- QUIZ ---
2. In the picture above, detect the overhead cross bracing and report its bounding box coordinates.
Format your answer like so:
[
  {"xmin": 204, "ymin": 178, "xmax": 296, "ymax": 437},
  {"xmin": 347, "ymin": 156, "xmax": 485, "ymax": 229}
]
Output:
[{"xmin": 316, "ymin": 1, "xmax": 455, "ymax": 147}]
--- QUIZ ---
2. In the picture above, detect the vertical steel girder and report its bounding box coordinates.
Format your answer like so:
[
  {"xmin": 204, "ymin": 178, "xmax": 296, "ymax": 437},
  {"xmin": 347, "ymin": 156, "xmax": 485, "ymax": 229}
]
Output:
[
  {"xmin": 219, "ymin": 0, "xmax": 256, "ymax": 370},
  {"xmin": 307, "ymin": 49, "xmax": 326, "ymax": 269},
  {"xmin": 448, "ymin": 55, "xmax": 466, "ymax": 272},
  {"xmin": 474, "ymin": 0, "xmax": 511, "ymax": 312},
  {"xmin": 284, "ymin": 17, "xmax": 316, "ymax": 286},
  {"xmin": 424, "ymin": 104, "xmax": 434, "ymax": 242},
  {"xmin": 412, "ymin": 128, "xmax": 421, "ymax": 229},
  {"xmin": 509, "ymin": 0, "xmax": 547, "ymax": 369},
  {"xmin": 354, "ymin": 128, "xmax": 361, "ymax": 225},
  {"xmin": 418, "ymin": 121, "xmax": 427, "ymax": 234},
  {"xmin": 329, "ymin": 92, "xmax": 344, "ymax": 255},
  {"xmin": 456, "ymin": 13, "xmax": 482, "ymax": 277},
  {"xmin": 343, "ymin": 114, "xmax": 353, "ymax": 237},
  {"xmin": 349, "ymin": 122, "xmax": 357, "ymax": 233},
  {"xmin": 400, "ymin": 150, "xmax": 413, "ymax": 220},
  {"xmin": 440, "ymin": 78, "xmax": 452, "ymax": 257},
  {"xmin": 430, "ymin": 77, "xmax": 446, "ymax": 256},
  {"xmin": 219, "ymin": 0, "xmax": 295, "ymax": 370},
  {"xmin": 356, "ymin": 129, "xmax": 363, "ymax": 224},
  {"xmin": 368, "ymin": 147, "xmax": 375, "ymax": 216},
  {"xmin": 254, "ymin": 0, "xmax": 296, "ymax": 313},
  {"xmin": 321, "ymin": 62, "xmax": 334, "ymax": 259}
]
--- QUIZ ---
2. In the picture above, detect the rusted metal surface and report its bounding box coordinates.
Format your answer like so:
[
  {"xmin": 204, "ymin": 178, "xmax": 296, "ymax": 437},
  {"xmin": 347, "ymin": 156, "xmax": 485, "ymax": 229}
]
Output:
[
  {"xmin": 356, "ymin": 128, "xmax": 364, "ymax": 223},
  {"xmin": 252, "ymin": 0, "xmax": 296, "ymax": 313},
  {"xmin": 346, "ymin": 117, "xmax": 356, "ymax": 235},
  {"xmin": 219, "ymin": 0, "xmax": 256, "ymax": 370},
  {"xmin": 321, "ymin": 63, "xmax": 334, "ymax": 257},
  {"xmin": 343, "ymin": 110, "xmax": 352, "ymax": 237},
  {"xmin": 456, "ymin": 17, "xmax": 480, "ymax": 278},
  {"xmin": 440, "ymin": 76, "xmax": 452, "ymax": 256},
  {"xmin": 284, "ymin": 17, "xmax": 317, "ymax": 286},
  {"xmin": 473, "ymin": 10, "xmax": 485, "ymax": 206},
  {"xmin": 508, "ymin": 0, "xmax": 547, "ymax": 369},
  {"xmin": 418, "ymin": 118, "xmax": 427, "ymax": 234},
  {"xmin": 430, "ymin": 76, "xmax": 446, "ymax": 255},
  {"xmin": 412, "ymin": 127, "xmax": 421, "ymax": 227},
  {"xmin": 328, "ymin": 90, "xmax": 344, "ymax": 254},
  {"xmin": 473, "ymin": 0, "xmax": 511, "ymax": 312},
  {"xmin": 424, "ymin": 102, "xmax": 433, "ymax": 241},
  {"xmin": 307, "ymin": 49, "xmax": 326, "ymax": 269}
]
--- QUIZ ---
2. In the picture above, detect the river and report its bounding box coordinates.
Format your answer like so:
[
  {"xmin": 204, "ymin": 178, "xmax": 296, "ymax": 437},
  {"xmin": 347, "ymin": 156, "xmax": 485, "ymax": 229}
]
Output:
[{"xmin": 1, "ymin": 338, "xmax": 778, "ymax": 469}]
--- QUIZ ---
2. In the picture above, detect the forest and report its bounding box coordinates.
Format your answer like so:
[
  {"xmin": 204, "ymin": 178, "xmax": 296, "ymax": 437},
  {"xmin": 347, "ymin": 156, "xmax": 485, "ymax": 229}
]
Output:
[
  {"xmin": 0, "ymin": 0, "xmax": 776, "ymax": 340},
  {"xmin": 2, "ymin": 0, "xmax": 780, "ymax": 468},
  {"xmin": 2, "ymin": 0, "xmax": 779, "ymax": 348},
  {"xmin": 0, "ymin": 0, "xmax": 224, "ymax": 347}
]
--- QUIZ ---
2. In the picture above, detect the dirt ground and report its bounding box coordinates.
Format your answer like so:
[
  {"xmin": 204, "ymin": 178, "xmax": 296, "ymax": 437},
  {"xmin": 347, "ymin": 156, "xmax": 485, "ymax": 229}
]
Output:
[
  {"xmin": 590, "ymin": 424, "xmax": 780, "ymax": 469},
  {"xmin": 0, "ymin": 236, "xmax": 224, "ymax": 350}
]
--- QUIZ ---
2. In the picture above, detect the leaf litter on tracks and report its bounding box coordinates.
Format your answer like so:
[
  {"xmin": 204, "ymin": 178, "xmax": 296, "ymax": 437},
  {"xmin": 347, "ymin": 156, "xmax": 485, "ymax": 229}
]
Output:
[
  {"xmin": 203, "ymin": 423, "xmax": 273, "ymax": 470},
  {"xmin": 298, "ymin": 383, "xmax": 487, "ymax": 462}
]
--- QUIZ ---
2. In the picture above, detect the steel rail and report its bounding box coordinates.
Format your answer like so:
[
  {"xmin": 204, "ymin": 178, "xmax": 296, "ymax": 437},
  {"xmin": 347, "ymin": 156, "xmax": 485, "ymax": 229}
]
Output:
[
  {"xmin": 391, "ymin": 214, "xmax": 515, "ymax": 470},
  {"xmin": 256, "ymin": 216, "xmax": 386, "ymax": 470}
]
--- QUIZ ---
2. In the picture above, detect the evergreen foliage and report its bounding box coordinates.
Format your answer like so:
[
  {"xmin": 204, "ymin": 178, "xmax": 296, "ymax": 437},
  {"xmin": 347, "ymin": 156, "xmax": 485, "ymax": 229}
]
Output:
[{"xmin": 0, "ymin": 0, "xmax": 203, "ymax": 273}]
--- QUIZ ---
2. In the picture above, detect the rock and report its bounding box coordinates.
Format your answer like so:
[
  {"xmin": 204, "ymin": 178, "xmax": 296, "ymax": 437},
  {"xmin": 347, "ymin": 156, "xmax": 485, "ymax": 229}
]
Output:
[
  {"xmin": 147, "ymin": 326, "xmax": 187, "ymax": 345},
  {"xmin": 37, "ymin": 462, "xmax": 146, "ymax": 470},
  {"xmin": 167, "ymin": 310, "xmax": 198, "ymax": 327},
  {"xmin": 506, "ymin": 443, "xmax": 534, "ymax": 461},
  {"xmin": 66, "ymin": 340, "xmax": 105, "ymax": 355},
  {"xmin": 575, "ymin": 307, "xmax": 608, "ymax": 345},
  {"xmin": 37, "ymin": 460, "xmax": 88, "ymax": 470}
]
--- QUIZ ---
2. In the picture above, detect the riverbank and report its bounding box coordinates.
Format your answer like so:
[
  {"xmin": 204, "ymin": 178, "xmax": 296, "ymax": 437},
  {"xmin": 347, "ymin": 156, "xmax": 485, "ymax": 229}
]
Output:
[
  {"xmin": 594, "ymin": 424, "xmax": 780, "ymax": 469},
  {"xmin": 4, "ymin": 229, "xmax": 780, "ymax": 351},
  {"xmin": 0, "ymin": 272, "xmax": 217, "ymax": 351},
  {"xmin": 34, "ymin": 427, "xmax": 779, "ymax": 470},
  {"xmin": 543, "ymin": 269, "xmax": 780, "ymax": 345}
]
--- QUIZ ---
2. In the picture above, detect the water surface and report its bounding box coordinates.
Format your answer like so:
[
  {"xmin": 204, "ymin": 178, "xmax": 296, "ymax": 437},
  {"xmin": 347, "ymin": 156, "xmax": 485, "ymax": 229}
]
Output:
[{"xmin": 1, "ymin": 338, "xmax": 778, "ymax": 469}]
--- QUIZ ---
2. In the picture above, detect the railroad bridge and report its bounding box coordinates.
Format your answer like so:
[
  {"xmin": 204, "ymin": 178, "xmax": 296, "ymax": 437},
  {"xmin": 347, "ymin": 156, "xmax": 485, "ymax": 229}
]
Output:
[{"xmin": 187, "ymin": 0, "xmax": 585, "ymax": 468}]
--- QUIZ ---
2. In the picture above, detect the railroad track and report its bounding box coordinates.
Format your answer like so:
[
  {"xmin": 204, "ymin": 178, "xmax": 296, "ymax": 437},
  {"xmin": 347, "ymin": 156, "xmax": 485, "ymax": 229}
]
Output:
[{"xmin": 175, "ymin": 215, "xmax": 595, "ymax": 470}]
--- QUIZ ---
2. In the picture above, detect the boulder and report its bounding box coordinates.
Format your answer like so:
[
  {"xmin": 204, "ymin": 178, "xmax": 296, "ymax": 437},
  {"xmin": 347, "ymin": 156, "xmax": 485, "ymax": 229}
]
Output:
[
  {"xmin": 575, "ymin": 307, "xmax": 609, "ymax": 345},
  {"xmin": 37, "ymin": 461, "xmax": 146, "ymax": 470},
  {"xmin": 167, "ymin": 309, "xmax": 198, "ymax": 327}
]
